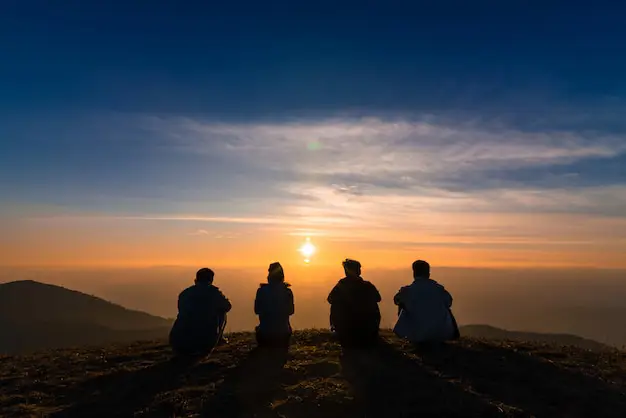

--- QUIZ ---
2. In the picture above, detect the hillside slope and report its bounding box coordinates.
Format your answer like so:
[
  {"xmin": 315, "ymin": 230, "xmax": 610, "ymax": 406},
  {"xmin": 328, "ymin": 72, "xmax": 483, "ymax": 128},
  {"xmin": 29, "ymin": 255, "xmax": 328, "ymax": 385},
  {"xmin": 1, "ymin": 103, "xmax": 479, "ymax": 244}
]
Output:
[
  {"xmin": 460, "ymin": 324, "xmax": 612, "ymax": 351},
  {"xmin": 1, "ymin": 331, "xmax": 625, "ymax": 417},
  {"xmin": 0, "ymin": 280, "xmax": 171, "ymax": 330},
  {"xmin": 0, "ymin": 280, "xmax": 171, "ymax": 354}
]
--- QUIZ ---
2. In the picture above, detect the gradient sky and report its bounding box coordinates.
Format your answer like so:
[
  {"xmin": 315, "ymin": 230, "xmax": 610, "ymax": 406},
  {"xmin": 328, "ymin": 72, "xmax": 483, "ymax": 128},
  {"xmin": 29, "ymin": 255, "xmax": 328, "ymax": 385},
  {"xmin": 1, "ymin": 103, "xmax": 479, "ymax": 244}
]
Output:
[{"xmin": 1, "ymin": 1, "xmax": 626, "ymax": 268}]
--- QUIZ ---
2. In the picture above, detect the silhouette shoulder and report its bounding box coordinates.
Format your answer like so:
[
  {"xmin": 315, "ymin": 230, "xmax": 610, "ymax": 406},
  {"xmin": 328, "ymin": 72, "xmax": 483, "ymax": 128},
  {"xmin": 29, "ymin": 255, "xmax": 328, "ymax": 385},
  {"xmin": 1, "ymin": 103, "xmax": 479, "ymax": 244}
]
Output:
[
  {"xmin": 179, "ymin": 286, "xmax": 193, "ymax": 297},
  {"xmin": 365, "ymin": 280, "xmax": 379, "ymax": 290},
  {"xmin": 430, "ymin": 279, "xmax": 446, "ymax": 290}
]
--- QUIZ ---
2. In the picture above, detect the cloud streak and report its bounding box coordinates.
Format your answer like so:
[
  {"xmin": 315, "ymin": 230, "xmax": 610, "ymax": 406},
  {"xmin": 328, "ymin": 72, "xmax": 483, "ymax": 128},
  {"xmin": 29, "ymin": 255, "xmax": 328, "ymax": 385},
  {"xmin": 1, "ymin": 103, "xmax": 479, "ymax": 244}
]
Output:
[
  {"xmin": 148, "ymin": 116, "xmax": 625, "ymax": 205},
  {"xmin": 5, "ymin": 113, "xmax": 625, "ymax": 268},
  {"xmin": 162, "ymin": 117, "xmax": 626, "ymax": 173},
  {"xmin": 137, "ymin": 116, "xmax": 626, "ymax": 251}
]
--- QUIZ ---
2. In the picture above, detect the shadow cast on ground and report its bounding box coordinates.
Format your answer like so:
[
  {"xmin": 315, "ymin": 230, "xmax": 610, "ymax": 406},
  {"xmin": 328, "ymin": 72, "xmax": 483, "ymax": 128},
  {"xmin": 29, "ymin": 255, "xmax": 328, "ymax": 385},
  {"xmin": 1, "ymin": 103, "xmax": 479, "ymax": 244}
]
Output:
[
  {"xmin": 339, "ymin": 339, "xmax": 512, "ymax": 417},
  {"xmin": 41, "ymin": 334, "xmax": 626, "ymax": 417},
  {"xmin": 50, "ymin": 355, "xmax": 206, "ymax": 417},
  {"xmin": 414, "ymin": 341, "xmax": 626, "ymax": 418},
  {"xmin": 200, "ymin": 345, "xmax": 291, "ymax": 417}
]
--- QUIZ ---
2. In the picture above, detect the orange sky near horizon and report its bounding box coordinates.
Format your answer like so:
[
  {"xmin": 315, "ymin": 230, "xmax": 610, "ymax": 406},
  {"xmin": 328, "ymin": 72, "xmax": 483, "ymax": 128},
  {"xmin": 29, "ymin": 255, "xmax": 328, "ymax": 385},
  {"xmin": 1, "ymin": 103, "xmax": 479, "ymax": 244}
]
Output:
[{"xmin": 2, "ymin": 211, "xmax": 625, "ymax": 270}]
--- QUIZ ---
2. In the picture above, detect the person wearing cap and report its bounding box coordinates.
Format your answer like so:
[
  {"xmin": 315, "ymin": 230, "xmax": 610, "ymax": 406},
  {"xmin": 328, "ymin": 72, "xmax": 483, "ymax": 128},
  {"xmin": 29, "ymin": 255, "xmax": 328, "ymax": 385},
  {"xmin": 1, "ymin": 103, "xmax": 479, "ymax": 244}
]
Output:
[
  {"xmin": 327, "ymin": 259, "xmax": 382, "ymax": 347},
  {"xmin": 169, "ymin": 268, "xmax": 232, "ymax": 356},
  {"xmin": 254, "ymin": 262, "xmax": 295, "ymax": 347},
  {"xmin": 393, "ymin": 260, "xmax": 459, "ymax": 343}
]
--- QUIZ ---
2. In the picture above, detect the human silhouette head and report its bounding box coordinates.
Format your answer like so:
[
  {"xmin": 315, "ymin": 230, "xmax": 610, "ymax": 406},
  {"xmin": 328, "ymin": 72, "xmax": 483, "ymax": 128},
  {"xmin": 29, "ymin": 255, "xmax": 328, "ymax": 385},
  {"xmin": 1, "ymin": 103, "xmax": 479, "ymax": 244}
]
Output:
[
  {"xmin": 412, "ymin": 260, "xmax": 430, "ymax": 279},
  {"xmin": 268, "ymin": 262, "xmax": 285, "ymax": 284},
  {"xmin": 195, "ymin": 267, "xmax": 215, "ymax": 284},
  {"xmin": 342, "ymin": 258, "xmax": 362, "ymax": 277}
]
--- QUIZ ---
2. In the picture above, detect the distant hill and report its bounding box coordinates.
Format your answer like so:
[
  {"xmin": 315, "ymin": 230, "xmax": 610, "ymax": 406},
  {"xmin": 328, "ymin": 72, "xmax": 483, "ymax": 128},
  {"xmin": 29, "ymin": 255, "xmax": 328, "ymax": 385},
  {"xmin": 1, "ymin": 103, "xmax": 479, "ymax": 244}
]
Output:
[
  {"xmin": 1, "ymin": 331, "xmax": 624, "ymax": 417},
  {"xmin": 460, "ymin": 324, "xmax": 611, "ymax": 351},
  {"xmin": 532, "ymin": 305, "xmax": 626, "ymax": 348},
  {"xmin": 0, "ymin": 280, "xmax": 171, "ymax": 354}
]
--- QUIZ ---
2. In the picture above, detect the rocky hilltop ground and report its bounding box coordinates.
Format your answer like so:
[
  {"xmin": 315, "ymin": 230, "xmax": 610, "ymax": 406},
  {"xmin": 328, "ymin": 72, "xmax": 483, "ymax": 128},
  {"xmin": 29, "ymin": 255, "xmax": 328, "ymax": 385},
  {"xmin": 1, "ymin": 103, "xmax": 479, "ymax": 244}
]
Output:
[{"xmin": 1, "ymin": 330, "xmax": 625, "ymax": 417}]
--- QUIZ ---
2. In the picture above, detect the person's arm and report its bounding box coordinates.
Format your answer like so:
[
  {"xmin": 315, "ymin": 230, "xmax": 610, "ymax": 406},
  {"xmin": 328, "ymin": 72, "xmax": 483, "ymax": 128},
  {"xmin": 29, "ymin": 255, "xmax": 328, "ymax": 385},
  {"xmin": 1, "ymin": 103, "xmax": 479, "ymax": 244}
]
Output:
[
  {"xmin": 394, "ymin": 286, "xmax": 407, "ymax": 316},
  {"xmin": 219, "ymin": 290, "xmax": 232, "ymax": 313},
  {"xmin": 177, "ymin": 290, "xmax": 187, "ymax": 316},
  {"xmin": 393, "ymin": 288, "xmax": 403, "ymax": 306},
  {"xmin": 443, "ymin": 289, "xmax": 453, "ymax": 308},
  {"xmin": 434, "ymin": 282, "xmax": 452, "ymax": 308},
  {"xmin": 287, "ymin": 288, "xmax": 295, "ymax": 316},
  {"xmin": 254, "ymin": 288, "xmax": 262, "ymax": 315},
  {"xmin": 327, "ymin": 284, "xmax": 338, "ymax": 304},
  {"xmin": 370, "ymin": 283, "xmax": 382, "ymax": 303}
]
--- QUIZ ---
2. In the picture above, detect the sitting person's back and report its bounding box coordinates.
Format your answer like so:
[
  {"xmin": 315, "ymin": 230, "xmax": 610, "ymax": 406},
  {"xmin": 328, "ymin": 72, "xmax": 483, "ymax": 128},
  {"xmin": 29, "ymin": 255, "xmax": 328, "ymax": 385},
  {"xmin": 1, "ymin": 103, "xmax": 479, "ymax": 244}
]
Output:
[
  {"xmin": 328, "ymin": 259, "xmax": 381, "ymax": 347},
  {"xmin": 393, "ymin": 260, "xmax": 458, "ymax": 343},
  {"xmin": 169, "ymin": 268, "xmax": 232, "ymax": 356},
  {"xmin": 255, "ymin": 262, "xmax": 295, "ymax": 347}
]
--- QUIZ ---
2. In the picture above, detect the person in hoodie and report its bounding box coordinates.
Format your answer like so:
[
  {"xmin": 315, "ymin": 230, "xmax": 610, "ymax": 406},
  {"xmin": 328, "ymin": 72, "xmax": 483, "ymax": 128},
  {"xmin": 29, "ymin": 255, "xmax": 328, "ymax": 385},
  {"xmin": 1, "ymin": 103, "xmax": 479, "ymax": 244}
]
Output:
[
  {"xmin": 169, "ymin": 268, "xmax": 232, "ymax": 356},
  {"xmin": 328, "ymin": 259, "xmax": 382, "ymax": 347},
  {"xmin": 393, "ymin": 260, "xmax": 459, "ymax": 344},
  {"xmin": 254, "ymin": 262, "xmax": 295, "ymax": 347}
]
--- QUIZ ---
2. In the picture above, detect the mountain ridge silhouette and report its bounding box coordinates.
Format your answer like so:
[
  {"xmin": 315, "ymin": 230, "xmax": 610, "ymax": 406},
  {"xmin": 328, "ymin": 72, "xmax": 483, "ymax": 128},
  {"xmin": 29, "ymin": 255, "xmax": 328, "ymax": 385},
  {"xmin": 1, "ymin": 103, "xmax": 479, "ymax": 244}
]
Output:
[
  {"xmin": 460, "ymin": 324, "xmax": 612, "ymax": 351},
  {"xmin": 0, "ymin": 280, "xmax": 171, "ymax": 354},
  {"xmin": 0, "ymin": 280, "xmax": 616, "ymax": 354}
]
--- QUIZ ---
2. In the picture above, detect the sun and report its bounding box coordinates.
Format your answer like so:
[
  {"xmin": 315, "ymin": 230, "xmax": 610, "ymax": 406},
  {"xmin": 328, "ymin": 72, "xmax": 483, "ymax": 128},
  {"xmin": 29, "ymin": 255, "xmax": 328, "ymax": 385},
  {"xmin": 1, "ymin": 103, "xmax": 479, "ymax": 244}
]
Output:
[{"xmin": 298, "ymin": 237, "xmax": 316, "ymax": 263}]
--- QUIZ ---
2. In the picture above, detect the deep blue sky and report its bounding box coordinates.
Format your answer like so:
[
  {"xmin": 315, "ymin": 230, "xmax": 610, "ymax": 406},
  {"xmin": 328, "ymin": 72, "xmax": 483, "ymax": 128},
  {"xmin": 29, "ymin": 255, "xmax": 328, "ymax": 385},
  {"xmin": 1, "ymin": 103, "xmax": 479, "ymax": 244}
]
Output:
[
  {"xmin": 3, "ymin": 1, "xmax": 626, "ymax": 117},
  {"xmin": 1, "ymin": 1, "xmax": 626, "ymax": 268}
]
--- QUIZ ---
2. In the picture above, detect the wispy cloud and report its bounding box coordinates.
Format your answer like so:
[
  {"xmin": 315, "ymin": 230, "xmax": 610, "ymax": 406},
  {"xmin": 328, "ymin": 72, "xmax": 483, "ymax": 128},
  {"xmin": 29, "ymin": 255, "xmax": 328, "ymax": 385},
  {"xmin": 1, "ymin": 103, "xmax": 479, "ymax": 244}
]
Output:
[
  {"xmin": 157, "ymin": 117, "xmax": 625, "ymax": 176},
  {"xmin": 187, "ymin": 229, "xmax": 243, "ymax": 239},
  {"xmin": 144, "ymin": 117, "xmax": 625, "ymax": 200},
  {"xmin": 188, "ymin": 229, "xmax": 210, "ymax": 235},
  {"xmin": 15, "ymin": 114, "xmax": 626, "ymax": 257},
  {"xmin": 137, "ymin": 115, "xmax": 626, "ymax": 249}
]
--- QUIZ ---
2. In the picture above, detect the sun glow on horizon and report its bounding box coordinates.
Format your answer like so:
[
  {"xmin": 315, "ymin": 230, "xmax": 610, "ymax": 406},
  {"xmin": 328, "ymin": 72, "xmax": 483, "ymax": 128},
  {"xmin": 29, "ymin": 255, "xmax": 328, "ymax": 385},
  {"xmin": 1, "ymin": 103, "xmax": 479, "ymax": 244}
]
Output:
[{"xmin": 299, "ymin": 237, "xmax": 316, "ymax": 263}]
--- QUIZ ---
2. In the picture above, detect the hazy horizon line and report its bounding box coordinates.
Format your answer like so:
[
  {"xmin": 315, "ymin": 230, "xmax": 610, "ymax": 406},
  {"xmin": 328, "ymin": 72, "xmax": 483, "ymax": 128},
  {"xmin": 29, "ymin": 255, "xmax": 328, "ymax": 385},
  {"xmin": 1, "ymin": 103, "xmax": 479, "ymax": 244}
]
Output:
[{"xmin": 2, "ymin": 264, "xmax": 625, "ymax": 272}]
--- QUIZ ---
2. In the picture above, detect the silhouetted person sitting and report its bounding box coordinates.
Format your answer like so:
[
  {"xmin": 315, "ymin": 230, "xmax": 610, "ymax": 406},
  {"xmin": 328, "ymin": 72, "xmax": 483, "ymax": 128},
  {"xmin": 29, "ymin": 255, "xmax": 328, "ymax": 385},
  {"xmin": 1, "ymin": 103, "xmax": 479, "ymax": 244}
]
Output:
[
  {"xmin": 328, "ymin": 259, "xmax": 382, "ymax": 347},
  {"xmin": 169, "ymin": 268, "xmax": 232, "ymax": 356},
  {"xmin": 393, "ymin": 260, "xmax": 459, "ymax": 344},
  {"xmin": 255, "ymin": 262, "xmax": 295, "ymax": 347}
]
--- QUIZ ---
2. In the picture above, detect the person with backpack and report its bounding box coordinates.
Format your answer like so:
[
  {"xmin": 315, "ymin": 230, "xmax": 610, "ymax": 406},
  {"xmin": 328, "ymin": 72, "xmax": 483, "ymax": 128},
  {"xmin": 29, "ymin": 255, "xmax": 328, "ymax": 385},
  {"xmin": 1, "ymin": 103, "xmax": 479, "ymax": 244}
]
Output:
[
  {"xmin": 169, "ymin": 268, "xmax": 232, "ymax": 356},
  {"xmin": 393, "ymin": 260, "xmax": 459, "ymax": 343},
  {"xmin": 328, "ymin": 259, "xmax": 382, "ymax": 347},
  {"xmin": 254, "ymin": 262, "xmax": 295, "ymax": 347}
]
